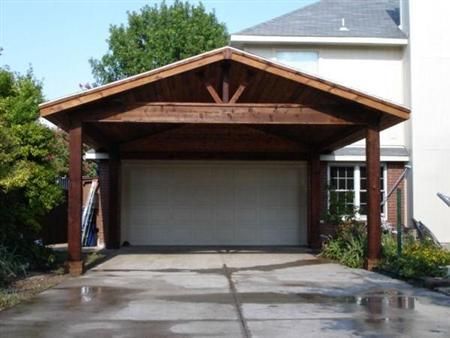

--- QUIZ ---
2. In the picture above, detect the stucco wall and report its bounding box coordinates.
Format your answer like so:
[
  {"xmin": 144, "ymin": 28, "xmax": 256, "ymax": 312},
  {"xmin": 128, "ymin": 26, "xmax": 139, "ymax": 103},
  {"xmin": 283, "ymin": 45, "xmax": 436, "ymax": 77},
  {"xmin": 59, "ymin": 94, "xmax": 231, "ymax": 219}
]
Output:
[
  {"xmin": 240, "ymin": 44, "xmax": 407, "ymax": 147},
  {"xmin": 409, "ymin": 0, "xmax": 450, "ymax": 242}
]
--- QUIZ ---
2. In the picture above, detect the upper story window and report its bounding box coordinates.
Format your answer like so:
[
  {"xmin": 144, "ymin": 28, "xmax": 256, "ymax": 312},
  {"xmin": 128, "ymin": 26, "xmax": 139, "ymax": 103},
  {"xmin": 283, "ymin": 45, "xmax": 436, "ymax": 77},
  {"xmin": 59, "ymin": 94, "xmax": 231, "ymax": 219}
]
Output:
[{"xmin": 275, "ymin": 51, "xmax": 319, "ymax": 74}]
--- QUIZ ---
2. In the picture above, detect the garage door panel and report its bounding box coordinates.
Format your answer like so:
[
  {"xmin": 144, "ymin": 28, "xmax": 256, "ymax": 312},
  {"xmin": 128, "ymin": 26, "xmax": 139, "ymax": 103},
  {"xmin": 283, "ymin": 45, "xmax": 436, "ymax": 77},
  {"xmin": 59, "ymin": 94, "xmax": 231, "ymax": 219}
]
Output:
[
  {"xmin": 235, "ymin": 208, "xmax": 259, "ymax": 227},
  {"xmin": 279, "ymin": 189, "xmax": 300, "ymax": 207},
  {"xmin": 127, "ymin": 206, "xmax": 151, "ymax": 226},
  {"xmin": 191, "ymin": 209, "xmax": 215, "ymax": 227},
  {"xmin": 121, "ymin": 161, "xmax": 307, "ymax": 246},
  {"xmin": 129, "ymin": 226, "xmax": 150, "ymax": 245},
  {"xmin": 214, "ymin": 209, "xmax": 235, "ymax": 226},
  {"xmin": 149, "ymin": 207, "xmax": 173, "ymax": 226},
  {"xmin": 215, "ymin": 190, "xmax": 235, "ymax": 208}
]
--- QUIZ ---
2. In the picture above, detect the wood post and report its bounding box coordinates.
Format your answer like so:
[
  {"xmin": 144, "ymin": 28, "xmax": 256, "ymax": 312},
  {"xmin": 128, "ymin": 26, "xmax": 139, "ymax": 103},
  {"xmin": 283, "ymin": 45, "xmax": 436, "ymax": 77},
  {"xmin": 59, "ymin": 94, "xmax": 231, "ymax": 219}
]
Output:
[
  {"xmin": 67, "ymin": 122, "xmax": 84, "ymax": 276},
  {"xmin": 308, "ymin": 153, "xmax": 322, "ymax": 249},
  {"xmin": 365, "ymin": 124, "xmax": 381, "ymax": 270},
  {"xmin": 221, "ymin": 61, "xmax": 230, "ymax": 103}
]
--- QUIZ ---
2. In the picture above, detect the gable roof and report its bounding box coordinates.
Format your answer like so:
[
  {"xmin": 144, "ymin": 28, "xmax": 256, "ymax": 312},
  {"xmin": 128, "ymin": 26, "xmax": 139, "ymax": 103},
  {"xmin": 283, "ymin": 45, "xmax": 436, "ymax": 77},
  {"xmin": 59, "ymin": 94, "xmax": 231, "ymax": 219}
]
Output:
[
  {"xmin": 235, "ymin": 0, "xmax": 406, "ymax": 39},
  {"xmin": 39, "ymin": 46, "xmax": 409, "ymax": 120},
  {"xmin": 40, "ymin": 46, "xmax": 411, "ymax": 152}
]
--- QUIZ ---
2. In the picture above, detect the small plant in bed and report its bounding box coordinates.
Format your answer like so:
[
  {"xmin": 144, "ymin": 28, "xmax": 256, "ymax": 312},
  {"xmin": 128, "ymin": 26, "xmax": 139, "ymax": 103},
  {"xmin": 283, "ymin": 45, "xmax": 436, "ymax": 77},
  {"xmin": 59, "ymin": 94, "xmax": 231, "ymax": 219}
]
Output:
[
  {"xmin": 320, "ymin": 191, "xmax": 367, "ymax": 268},
  {"xmin": 381, "ymin": 235, "xmax": 450, "ymax": 279},
  {"xmin": 321, "ymin": 221, "xmax": 367, "ymax": 268}
]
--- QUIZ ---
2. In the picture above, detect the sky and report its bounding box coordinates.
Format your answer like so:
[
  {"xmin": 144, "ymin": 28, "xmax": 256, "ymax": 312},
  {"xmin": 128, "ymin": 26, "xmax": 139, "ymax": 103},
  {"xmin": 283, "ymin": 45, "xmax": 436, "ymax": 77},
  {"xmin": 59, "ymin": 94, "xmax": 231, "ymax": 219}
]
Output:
[{"xmin": 0, "ymin": 0, "xmax": 315, "ymax": 101}]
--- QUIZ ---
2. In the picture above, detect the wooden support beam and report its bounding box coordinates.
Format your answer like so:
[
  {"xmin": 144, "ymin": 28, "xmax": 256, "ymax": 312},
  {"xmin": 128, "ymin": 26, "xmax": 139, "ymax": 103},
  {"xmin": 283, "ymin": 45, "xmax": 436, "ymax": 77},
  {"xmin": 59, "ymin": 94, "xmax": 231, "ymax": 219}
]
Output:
[
  {"xmin": 83, "ymin": 123, "xmax": 111, "ymax": 149},
  {"xmin": 120, "ymin": 151, "xmax": 309, "ymax": 161},
  {"xmin": 221, "ymin": 61, "xmax": 230, "ymax": 103},
  {"xmin": 308, "ymin": 154, "xmax": 322, "ymax": 249},
  {"xmin": 85, "ymin": 103, "xmax": 366, "ymax": 125},
  {"xmin": 365, "ymin": 125, "xmax": 381, "ymax": 271},
  {"xmin": 229, "ymin": 84, "xmax": 246, "ymax": 104},
  {"xmin": 205, "ymin": 83, "xmax": 223, "ymax": 104},
  {"xmin": 319, "ymin": 127, "xmax": 366, "ymax": 152},
  {"xmin": 67, "ymin": 122, "xmax": 84, "ymax": 276}
]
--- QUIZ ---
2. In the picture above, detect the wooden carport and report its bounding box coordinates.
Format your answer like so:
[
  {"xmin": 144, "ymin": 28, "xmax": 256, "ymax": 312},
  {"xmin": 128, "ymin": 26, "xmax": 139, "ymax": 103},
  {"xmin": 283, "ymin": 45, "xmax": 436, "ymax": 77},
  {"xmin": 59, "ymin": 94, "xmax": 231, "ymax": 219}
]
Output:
[{"xmin": 39, "ymin": 47, "xmax": 410, "ymax": 275}]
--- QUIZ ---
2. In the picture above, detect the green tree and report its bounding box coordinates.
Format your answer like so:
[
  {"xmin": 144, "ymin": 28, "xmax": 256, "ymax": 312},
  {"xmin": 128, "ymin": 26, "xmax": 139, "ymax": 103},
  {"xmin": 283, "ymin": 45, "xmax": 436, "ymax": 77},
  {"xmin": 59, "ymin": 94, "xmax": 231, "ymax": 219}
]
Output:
[
  {"xmin": 90, "ymin": 0, "xmax": 229, "ymax": 85},
  {"xmin": 0, "ymin": 67, "xmax": 64, "ymax": 261},
  {"xmin": 52, "ymin": 129, "xmax": 97, "ymax": 178}
]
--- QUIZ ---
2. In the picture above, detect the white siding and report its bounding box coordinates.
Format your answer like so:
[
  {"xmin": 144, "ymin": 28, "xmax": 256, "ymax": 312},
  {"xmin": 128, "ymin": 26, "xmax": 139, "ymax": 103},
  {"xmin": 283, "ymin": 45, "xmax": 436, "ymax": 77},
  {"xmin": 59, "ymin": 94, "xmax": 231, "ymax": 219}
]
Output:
[
  {"xmin": 409, "ymin": 0, "xmax": 450, "ymax": 242},
  {"xmin": 243, "ymin": 45, "xmax": 407, "ymax": 147}
]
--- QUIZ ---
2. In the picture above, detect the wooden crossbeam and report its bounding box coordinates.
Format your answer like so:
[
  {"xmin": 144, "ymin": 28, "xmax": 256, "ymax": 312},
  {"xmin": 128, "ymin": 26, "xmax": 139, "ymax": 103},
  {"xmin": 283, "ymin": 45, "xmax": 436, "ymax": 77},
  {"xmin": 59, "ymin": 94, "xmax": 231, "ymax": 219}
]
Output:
[
  {"xmin": 205, "ymin": 83, "xmax": 223, "ymax": 104},
  {"xmin": 229, "ymin": 84, "xmax": 247, "ymax": 104},
  {"xmin": 318, "ymin": 126, "xmax": 366, "ymax": 152},
  {"xmin": 83, "ymin": 102, "xmax": 367, "ymax": 125}
]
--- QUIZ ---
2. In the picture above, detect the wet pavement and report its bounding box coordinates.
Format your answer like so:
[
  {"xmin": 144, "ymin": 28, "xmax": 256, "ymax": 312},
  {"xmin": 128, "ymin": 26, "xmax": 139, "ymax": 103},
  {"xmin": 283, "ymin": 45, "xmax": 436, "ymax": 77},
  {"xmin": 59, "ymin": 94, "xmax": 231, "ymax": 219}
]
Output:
[{"xmin": 1, "ymin": 249, "xmax": 450, "ymax": 337}]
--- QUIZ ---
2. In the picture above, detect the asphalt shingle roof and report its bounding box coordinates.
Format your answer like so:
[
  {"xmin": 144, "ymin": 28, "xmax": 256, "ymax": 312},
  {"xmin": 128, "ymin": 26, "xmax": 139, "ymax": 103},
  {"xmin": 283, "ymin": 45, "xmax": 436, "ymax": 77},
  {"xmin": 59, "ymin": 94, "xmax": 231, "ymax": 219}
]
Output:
[
  {"xmin": 235, "ymin": 0, "xmax": 406, "ymax": 39},
  {"xmin": 333, "ymin": 146, "xmax": 409, "ymax": 157}
]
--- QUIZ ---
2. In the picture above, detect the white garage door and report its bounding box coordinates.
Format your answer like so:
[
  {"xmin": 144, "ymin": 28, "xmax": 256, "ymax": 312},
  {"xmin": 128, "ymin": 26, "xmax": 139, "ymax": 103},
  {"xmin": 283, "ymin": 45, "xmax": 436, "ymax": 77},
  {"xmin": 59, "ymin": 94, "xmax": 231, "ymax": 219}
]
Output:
[{"xmin": 121, "ymin": 161, "xmax": 307, "ymax": 246}]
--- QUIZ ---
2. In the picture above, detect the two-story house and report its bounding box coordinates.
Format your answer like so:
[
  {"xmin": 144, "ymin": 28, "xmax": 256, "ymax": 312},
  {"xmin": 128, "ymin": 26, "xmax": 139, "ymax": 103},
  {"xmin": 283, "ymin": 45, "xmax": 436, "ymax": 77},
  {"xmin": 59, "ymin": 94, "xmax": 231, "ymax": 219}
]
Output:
[{"xmin": 231, "ymin": 0, "xmax": 450, "ymax": 243}]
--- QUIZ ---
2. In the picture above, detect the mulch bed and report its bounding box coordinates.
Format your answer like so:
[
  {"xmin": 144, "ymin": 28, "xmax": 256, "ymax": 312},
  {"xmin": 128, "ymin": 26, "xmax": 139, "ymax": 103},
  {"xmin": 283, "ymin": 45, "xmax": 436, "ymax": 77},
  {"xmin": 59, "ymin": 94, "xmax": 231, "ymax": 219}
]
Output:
[{"xmin": 0, "ymin": 273, "xmax": 66, "ymax": 311}]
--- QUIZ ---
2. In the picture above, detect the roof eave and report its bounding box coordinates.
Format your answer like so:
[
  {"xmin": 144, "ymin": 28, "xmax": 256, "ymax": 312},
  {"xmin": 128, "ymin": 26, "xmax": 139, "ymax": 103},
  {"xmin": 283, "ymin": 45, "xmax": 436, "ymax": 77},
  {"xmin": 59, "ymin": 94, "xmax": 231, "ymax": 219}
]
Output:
[{"xmin": 230, "ymin": 35, "xmax": 408, "ymax": 46}]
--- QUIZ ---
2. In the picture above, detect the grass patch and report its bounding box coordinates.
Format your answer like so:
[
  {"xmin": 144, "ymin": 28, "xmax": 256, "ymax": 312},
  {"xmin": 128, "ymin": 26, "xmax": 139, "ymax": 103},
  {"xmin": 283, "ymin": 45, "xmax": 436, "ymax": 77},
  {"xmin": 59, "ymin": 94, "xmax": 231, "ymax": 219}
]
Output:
[{"xmin": 84, "ymin": 251, "xmax": 107, "ymax": 269}]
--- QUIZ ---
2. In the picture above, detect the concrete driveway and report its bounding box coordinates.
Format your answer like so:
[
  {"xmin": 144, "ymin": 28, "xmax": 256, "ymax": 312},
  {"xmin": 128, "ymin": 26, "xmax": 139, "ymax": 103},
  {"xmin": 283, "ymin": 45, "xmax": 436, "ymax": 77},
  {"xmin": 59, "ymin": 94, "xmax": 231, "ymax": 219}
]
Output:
[{"xmin": 1, "ymin": 248, "xmax": 450, "ymax": 337}]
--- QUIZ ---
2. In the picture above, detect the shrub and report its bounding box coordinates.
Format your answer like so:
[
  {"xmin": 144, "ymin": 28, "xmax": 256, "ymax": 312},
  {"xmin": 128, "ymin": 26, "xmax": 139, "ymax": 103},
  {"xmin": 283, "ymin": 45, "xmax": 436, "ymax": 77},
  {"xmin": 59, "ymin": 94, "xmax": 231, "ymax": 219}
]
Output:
[
  {"xmin": 321, "ymin": 189, "xmax": 367, "ymax": 268},
  {"xmin": 0, "ymin": 244, "xmax": 28, "ymax": 287},
  {"xmin": 0, "ymin": 67, "xmax": 63, "ymax": 287},
  {"xmin": 324, "ymin": 190, "xmax": 356, "ymax": 226},
  {"xmin": 321, "ymin": 221, "xmax": 367, "ymax": 268},
  {"xmin": 381, "ymin": 236, "xmax": 450, "ymax": 279},
  {"xmin": 0, "ymin": 240, "xmax": 56, "ymax": 287}
]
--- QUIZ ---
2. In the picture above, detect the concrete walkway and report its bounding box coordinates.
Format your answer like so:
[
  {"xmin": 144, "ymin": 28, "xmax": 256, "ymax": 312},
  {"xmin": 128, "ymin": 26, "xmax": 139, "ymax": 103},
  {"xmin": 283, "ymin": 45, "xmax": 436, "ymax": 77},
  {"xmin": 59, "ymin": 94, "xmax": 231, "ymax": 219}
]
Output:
[{"xmin": 1, "ymin": 249, "xmax": 450, "ymax": 337}]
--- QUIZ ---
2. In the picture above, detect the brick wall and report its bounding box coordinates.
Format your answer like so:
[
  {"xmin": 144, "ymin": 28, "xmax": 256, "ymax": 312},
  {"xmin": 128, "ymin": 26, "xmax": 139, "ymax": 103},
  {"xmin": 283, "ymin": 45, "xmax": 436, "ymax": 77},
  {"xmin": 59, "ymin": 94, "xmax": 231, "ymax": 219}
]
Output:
[{"xmin": 386, "ymin": 162, "xmax": 407, "ymax": 226}]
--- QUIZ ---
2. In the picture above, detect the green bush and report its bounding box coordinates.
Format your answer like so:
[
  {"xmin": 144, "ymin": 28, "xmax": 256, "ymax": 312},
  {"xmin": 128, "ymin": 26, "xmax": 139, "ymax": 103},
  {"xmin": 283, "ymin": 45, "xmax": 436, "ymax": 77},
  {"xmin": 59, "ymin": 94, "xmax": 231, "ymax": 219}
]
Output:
[
  {"xmin": 381, "ymin": 236, "xmax": 450, "ymax": 279},
  {"xmin": 320, "ymin": 189, "xmax": 367, "ymax": 268},
  {"xmin": 0, "ymin": 241, "xmax": 56, "ymax": 287},
  {"xmin": 321, "ymin": 221, "xmax": 367, "ymax": 268},
  {"xmin": 324, "ymin": 190, "xmax": 356, "ymax": 226},
  {"xmin": 0, "ymin": 67, "xmax": 64, "ymax": 287},
  {"xmin": 0, "ymin": 244, "xmax": 28, "ymax": 287}
]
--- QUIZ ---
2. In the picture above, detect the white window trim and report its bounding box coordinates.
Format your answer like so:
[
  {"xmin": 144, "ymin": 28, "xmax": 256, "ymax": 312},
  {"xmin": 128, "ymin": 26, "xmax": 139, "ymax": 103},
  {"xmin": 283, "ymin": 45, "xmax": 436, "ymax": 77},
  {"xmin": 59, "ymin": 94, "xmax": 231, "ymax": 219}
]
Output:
[{"xmin": 327, "ymin": 163, "xmax": 388, "ymax": 221}]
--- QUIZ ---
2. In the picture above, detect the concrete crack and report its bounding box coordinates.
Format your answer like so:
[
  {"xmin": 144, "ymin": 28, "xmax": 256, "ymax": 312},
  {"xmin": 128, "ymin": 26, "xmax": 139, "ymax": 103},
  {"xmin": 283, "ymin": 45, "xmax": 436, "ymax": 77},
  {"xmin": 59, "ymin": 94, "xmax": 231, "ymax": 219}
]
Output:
[{"xmin": 222, "ymin": 263, "xmax": 251, "ymax": 338}]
